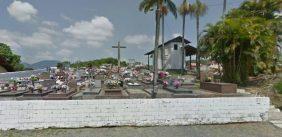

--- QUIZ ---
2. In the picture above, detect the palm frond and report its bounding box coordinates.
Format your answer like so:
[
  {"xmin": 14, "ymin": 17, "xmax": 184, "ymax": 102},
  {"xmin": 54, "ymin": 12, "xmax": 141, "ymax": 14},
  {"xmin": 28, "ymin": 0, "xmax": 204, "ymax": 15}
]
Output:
[
  {"xmin": 165, "ymin": 0, "xmax": 177, "ymax": 18},
  {"xmin": 178, "ymin": 0, "xmax": 193, "ymax": 16}
]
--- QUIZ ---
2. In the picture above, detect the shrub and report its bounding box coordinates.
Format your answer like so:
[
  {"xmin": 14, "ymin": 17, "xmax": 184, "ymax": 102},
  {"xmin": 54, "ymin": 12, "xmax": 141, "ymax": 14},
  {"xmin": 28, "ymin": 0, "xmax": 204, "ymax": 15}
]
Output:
[{"xmin": 274, "ymin": 81, "xmax": 282, "ymax": 94}]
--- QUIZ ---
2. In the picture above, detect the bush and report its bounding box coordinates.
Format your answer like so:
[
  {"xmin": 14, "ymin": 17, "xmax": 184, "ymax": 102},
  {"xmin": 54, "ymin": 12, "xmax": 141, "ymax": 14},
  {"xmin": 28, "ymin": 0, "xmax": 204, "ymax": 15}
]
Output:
[{"xmin": 274, "ymin": 81, "xmax": 282, "ymax": 94}]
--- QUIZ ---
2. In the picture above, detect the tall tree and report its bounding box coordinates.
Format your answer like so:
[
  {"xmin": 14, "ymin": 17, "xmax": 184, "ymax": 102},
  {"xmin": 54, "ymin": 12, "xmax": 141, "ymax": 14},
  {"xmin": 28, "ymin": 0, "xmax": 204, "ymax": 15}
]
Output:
[
  {"xmin": 179, "ymin": 0, "xmax": 193, "ymax": 73},
  {"xmin": 160, "ymin": 2, "xmax": 177, "ymax": 70},
  {"xmin": 139, "ymin": 0, "xmax": 177, "ymax": 98},
  {"xmin": 200, "ymin": 0, "xmax": 281, "ymax": 85},
  {"xmin": 223, "ymin": 0, "xmax": 227, "ymax": 15},
  {"xmin": 191, "ymin": 0, "xmax": 207, "ymax": 79}
]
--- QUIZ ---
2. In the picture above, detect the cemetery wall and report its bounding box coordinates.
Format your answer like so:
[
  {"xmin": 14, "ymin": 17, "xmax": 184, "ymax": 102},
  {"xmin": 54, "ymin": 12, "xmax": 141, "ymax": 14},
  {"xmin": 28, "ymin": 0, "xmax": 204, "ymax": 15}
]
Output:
[{"xmin": 0, "ymin": 97, "xmax": 269, "ymax": 130}]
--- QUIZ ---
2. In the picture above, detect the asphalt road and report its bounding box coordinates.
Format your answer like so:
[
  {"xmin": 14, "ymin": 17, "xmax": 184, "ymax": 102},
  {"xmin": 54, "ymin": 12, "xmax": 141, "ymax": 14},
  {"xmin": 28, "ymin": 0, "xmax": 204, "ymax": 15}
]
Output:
[{"xmin": 1, "ymin": 123, "xmax": 281, "ymax": 137}]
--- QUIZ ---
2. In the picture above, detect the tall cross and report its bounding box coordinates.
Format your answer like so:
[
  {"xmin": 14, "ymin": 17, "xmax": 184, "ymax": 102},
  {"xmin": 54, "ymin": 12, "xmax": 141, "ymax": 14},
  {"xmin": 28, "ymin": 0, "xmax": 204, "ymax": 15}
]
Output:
[{"xmin": 112, "ymin": 41, "xmax": 126, "ymax": 72}]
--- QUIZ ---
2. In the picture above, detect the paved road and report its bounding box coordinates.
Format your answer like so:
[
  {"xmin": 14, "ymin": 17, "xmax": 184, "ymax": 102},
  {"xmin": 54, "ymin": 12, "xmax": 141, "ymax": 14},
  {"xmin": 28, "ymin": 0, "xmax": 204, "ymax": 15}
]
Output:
[{"xmin": 1, "ymin": 123, "xmax": 282, "ymax": 137}]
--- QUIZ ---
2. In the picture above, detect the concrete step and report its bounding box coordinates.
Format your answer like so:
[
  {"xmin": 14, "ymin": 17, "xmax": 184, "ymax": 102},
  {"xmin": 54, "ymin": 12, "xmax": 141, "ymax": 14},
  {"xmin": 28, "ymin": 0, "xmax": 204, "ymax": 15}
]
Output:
[
  {"xmin": 270, "ymin": 120, "xmax": 282, "ymax": 128},
  {"xmin": 269, "ymin": 105, "xmax": 280, "ymax": 112},
  {"xmin": 269, "ymin": 107, "xmax": 280, "ymax": 112},
  {"xmin": 269, "ymin": 112, "xmax": 282, "ymax": 121}
]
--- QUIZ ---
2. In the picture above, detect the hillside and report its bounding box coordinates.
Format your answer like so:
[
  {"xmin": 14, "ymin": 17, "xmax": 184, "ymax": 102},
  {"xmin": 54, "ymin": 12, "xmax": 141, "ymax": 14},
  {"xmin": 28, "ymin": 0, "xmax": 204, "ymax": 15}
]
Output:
[{"xmin": 23, "ymin": 60, "xmax": 60, "ymax": 69}]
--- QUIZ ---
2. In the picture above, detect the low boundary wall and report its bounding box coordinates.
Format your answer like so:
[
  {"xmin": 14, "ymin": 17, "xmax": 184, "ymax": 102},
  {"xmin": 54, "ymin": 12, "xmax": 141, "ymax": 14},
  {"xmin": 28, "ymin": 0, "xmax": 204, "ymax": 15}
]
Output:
[{"xmin": 0, "ymin": 97, "xmax": 269, "ymax": 130}]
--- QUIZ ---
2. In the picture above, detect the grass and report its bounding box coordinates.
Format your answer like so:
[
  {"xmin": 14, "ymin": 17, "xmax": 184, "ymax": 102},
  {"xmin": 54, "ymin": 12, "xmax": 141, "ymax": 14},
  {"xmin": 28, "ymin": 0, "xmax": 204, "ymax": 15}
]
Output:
[{"xmin": 274, "ymin": 80, "xmax": 282, "ymax": 94}]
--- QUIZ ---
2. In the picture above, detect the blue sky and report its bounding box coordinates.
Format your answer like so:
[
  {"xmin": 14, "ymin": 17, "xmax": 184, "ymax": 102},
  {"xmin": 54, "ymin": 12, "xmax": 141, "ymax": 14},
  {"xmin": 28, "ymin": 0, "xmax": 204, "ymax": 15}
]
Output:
[{"xmin": 0, "ymin": 0, "xmax": 245, "ymax": 63}]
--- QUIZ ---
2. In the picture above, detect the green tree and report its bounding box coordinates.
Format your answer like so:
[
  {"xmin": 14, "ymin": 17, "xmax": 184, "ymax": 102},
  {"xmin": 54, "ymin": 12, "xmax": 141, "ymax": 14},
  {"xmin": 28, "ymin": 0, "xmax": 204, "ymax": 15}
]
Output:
[
  {"xmin": 191, "ymin": 0, "xmax": 207, "ymax": 79},
  {"xmin": 139, "ymin": 0, "xmax": 177, "ymax": 97},
  {"xmin": 160, "ymin": 1, "xmax": 177, "ymax": 70},
  {"xmin": 223, "ymin": 0, "xmax": 227, "ymax": 15},
  {"xmin": 200, "ymin": 0, "xmax": 281, "ymax": 85},
  {"xmin": 179, "ymin": 0, "xmax": 193, "ymax": 73},
  {"xmin": 0, "ymin": 43, "xmax": 24, "ymax": 71},
  {"xmin": 56, "ymin": 62, "xmax": 64, "ymax": 69},
  {"xmin": 70, "ymin": 58, "xmax": 128, "ymax": 68}
]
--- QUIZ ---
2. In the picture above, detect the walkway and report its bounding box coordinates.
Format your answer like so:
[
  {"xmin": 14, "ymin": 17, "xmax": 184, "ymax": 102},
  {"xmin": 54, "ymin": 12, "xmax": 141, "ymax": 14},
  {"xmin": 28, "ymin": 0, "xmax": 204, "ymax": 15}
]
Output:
[
  {"xmin": 0, "ymin": 123, "xmax": 281, "ymax": 137},
  {"xmin": 269, "ymin": 105, "xmax": 282, "ymax": 128}
]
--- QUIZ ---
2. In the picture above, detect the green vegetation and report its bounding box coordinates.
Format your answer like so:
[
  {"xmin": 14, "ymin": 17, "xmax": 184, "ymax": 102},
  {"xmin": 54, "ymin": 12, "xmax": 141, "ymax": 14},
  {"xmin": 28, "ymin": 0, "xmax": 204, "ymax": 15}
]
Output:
[
  {"xmin": 70, "ymin": 57, "xmax": 127, "ymax": 68},
  {"xmin": 0, "ymin": 43, "xmax": 24, "ymax": 72},
  {"xmin": 190, "ymin": 0, "xmax": 207, "ymax": 79},
  {"xmin": 160, "ymin": 0, "xmax": 177, "ymax": 70},
  {"xmin": 200, "ymin": 0, "xmax": 281, "ymax": 85},
  {"xmin": 139, "ymin": 0, "xmax": 177, "ymax": 95},
  {"xmin": 56, "ymin": 61, "xmax": 71, "ymax": 69},
  {"xmin": 179, "ymin": 0, "xmax": 193, "ymax": 72},
  {"xmin": 274, "ymin": 80, "xmax": 282, "ymax": 94}
]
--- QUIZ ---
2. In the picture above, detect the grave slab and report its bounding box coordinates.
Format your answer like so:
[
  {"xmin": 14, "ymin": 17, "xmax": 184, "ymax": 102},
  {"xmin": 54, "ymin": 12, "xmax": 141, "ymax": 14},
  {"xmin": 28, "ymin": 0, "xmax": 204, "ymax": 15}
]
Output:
[
  {"xmin": 43, "ymin": 90, "xmax": 78, "ymax": 100},
  {"xmin": 200, "ymin": 82, "xmax": 237, "ymax": 93},
  {"xmin": 126, "ymin": 88, "xmax": 150, "ymax": 98}
]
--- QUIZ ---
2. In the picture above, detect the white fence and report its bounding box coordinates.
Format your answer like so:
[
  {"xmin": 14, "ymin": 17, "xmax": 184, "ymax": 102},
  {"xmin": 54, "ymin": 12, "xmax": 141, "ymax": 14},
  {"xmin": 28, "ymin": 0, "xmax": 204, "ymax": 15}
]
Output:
[{"xmin": 0, "ymin": 97, "xmax": 269, "ymax": 130}]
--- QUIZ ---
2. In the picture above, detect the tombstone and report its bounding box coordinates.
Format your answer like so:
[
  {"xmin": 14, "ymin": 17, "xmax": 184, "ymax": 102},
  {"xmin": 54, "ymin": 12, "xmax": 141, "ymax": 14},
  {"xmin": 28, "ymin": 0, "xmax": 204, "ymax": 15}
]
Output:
[
  {"xmin": 95, "ymin": 79, "xmax": 129, "ymax": 99},
  {"xmin": 82, "ymin": 80, "xmax": 102, "ymax": 96},
  {"xmin": 163, "ymin": 79, "xmax": 193, "ymax": 94}
]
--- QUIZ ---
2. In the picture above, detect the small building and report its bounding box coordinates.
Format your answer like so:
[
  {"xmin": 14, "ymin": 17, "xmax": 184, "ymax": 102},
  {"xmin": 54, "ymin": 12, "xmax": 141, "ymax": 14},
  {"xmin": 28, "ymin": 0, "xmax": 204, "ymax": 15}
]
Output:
[
  {"xmin": 0, "ymin": 65, "xmax": 7, "ymax": 73},
  {"xmin": 144, "ymin": 36, "xmax": 196, "ymax": 70}
]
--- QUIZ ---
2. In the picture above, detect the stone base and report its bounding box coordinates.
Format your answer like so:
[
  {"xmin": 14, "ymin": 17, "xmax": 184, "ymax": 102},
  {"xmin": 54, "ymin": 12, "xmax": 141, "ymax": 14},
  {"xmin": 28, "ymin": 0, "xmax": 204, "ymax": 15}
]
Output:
[
  {"xmin": 0, "ymin": 90, "xmax": 9, "ymax": 94},
  {"xmin": 0, "ymin": 90, "xmax": 28, "ymax": 97},
  {"xmin": 43, "ymin": 90, "xmax": 77, "ymax": 100},
  {"xmin": 23, "ymin": 90, "xmax": 53, "ymax": 97},
  {"xmin": 126, "ymin": 89, "xmax": 150, "ymax": 98},
  {"xmin": 200, "ymin": 82, "xmax": 237, "ymax": 93},
  {"xmin": 165, "ymin": 86, "xmax": 193, "ymax": 94},
  {"xmin": 82, "ymin": 88, "xmax": 101, "ymax": 95},
  {"xmin": 17, "ymin": 90, "xmax": 54, "ymax": 100},
  {"xmin": 104, "ymin": 89, "xmax": 123, "ymax": 96},
  {"xmin": 95, "ymin": 89, "xmax": 129, "ymax": 99}
]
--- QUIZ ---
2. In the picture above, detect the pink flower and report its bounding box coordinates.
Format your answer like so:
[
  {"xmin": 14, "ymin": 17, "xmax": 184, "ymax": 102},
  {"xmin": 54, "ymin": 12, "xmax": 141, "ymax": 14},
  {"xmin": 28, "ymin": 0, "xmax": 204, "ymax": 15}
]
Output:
[
  {"xmin": 159, "ymin": 71, "xmax": 166, "ymax": 79},
  {"xmin": 163, "ymin": 80, "xmax": 168, "ymax": 88},
  {"xmin": 173, "ymin": 80, "xmax": 181, "ymax": 89}
]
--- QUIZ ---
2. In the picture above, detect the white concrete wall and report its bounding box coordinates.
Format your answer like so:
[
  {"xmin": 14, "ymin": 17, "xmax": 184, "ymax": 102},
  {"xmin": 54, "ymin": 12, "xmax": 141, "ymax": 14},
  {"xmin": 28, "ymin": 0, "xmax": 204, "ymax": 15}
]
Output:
[
  {"xmin": 157, "ymin": 42, "xmax": 185, "ymax": 70},
  {"xmin": 0, "ymin": 97, "xmax": 269, "ymax": 130}
]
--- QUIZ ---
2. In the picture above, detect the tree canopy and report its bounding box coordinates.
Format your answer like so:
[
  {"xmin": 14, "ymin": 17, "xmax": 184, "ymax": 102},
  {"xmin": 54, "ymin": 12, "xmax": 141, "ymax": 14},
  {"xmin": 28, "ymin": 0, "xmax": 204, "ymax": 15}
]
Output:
[
  {"xmin": 200, "ymin": 0, "xmax": 281, "ymax": 85},
  {"xmin": 0, "ymin": 43, "xmax": 24, "ymax": 72},
  {"xmin": 70, "ymin": 57, "xmax": 128, "ymax": 68}
]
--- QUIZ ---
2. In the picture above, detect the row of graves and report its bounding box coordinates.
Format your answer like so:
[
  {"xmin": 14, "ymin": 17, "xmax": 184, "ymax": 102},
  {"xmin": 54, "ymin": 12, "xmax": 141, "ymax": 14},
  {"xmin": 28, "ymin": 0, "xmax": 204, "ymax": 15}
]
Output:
[
  {"xmin": 0, "ymin": 69, "xmax": 83, "ymax": 100},
  {"xmin": 0, "ymin": 64, "xmax": 250, "ymax": 101},
  {"xmin": 73, "ymin": 63, "xmax": 250, "ymax": 100},
  {"xmin": 74, "ymin": 65, "xmax": 149, "ymax": 99}
]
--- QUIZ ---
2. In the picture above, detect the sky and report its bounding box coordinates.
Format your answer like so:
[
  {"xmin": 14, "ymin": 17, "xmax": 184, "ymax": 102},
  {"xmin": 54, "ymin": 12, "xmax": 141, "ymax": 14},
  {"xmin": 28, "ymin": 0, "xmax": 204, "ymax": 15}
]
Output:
[{"xmin": 0, "ymin": 0, "xmax": 246, "ymax": 64}]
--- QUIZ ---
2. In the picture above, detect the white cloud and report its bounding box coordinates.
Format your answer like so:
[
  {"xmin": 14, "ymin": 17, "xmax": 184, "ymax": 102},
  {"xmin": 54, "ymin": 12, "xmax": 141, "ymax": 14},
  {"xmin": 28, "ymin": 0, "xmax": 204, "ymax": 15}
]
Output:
[
  {"xmin": 61, "ymin": 39, "xmax": 81, "ymax": 48},
  {"xmin": 0, "ymin": 16, "xmax": 116, "ymax": 63},
  {"xmin": 172, "ymin": 33, "xmax": 181, "ymax": 38},
  {"xmin": 60, "ymin": 14, "xmax": 73, "ymax": 22},
  {"xmin": 123, "ymin": 34, "xmax": 153, "ymax": 45},
  {"xmin": 0, "ymin": 30, "xmax": 22, "ymax": 53},
  {"xmin": 42, "ymin": 21, "xmax": 58, "ymax": 27},
  {"xmin": 63, "ymin": 16, "xmax": 114, "ymax": 47},
  {"xmin": 38, "ymin": 27, "xmax": 58, "ymax": 35},
  {"xmin": 56, "ymin": 49, "xmax": 73, "ymax": 57},
  {"xmin": 20, "ymin": 32, "xmax": 53, "ymax": 48},
  {"xmin": 7, "ymin": 1, "xmax": 38, "ymax": 22},
  {"xmin": 36, "ymin": 51, "xmax": 54, "ymax": 60}
]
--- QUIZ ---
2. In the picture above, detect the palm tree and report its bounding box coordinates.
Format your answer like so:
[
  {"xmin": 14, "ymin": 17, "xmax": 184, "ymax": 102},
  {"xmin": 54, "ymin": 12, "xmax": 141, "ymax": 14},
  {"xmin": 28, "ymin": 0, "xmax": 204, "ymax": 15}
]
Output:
[
  {"xmin": 179, "ymin": 0, "xmax": 193, "ymax": 73},
  {"xmin": 191, "ymin": 0, "xmax": 207, "ymax": 79},
  {"xmin": 160, "ymin": 3, "xmax": 177, "ymax": 70},
  {"xmin": 139, "ymin": 0, "xmax": 177, "ymax": 98},
  {"xmin": 223, "ymin": 0, "xmax": 227, "ymax": 15}
]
